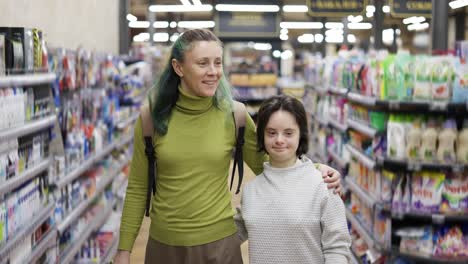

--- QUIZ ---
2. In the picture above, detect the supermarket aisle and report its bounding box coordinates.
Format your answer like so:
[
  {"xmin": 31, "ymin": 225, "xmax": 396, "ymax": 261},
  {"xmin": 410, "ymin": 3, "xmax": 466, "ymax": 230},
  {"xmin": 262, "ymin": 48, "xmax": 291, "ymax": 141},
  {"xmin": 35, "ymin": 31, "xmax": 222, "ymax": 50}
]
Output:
[{"xmin": 130, "ymin": 162, "xmax": 256, "ymax": 263}]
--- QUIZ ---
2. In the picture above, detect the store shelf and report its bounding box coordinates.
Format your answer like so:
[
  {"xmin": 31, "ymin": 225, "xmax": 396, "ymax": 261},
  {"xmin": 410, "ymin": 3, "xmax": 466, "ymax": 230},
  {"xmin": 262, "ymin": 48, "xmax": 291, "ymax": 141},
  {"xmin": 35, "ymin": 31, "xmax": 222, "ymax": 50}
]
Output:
[
  {"xmin": 391, "ymin": 248, "xmax": 468, "ymax": 264},
  {"xmin": 116, "ymin": 112, "xmax": 140, "ymax": 130},
  {"xmin": 347, "ymin": 92, "xmax": 377, "ymax": 106},
  {"xmin": 378, "ymin": 156, "xmax": 467, "ymax": 173},
  {"xmin": 102, "ymin": 235, "xmax": 119, "ymax": 264},
  {"xmin": 346, "ymin": 118, "xmax": 379, "ymax": 138},
  {"xmin": 115, "ymin": 134, "xmax": 134, "ymax": 150},
  {"xmin": 58, "ymin": 159, "xmax": 128, "ymax": 234},
  {"xmin": 346, "ymin": 144, "xmax": 376, "ymax": 169},
  {"xmin": 328, "ymin": 119, "xmax": 348, "ymax": 132},
  {"xmin": 0, "ymin": 158, "xmax": 51, "ymax": 196},
  {"xmin": 328, "ymin": 86, "xmax": 348, "ymax": 96},
  {"xmin": 327, "ymin": 147, "xmax": 348, "ymax": 168},
  {"xmin": 22, "ymin": 228, "xmax": 57, "ymax": 264},
  {"xmin": 391, "ymin": 211, "xmax": 468, "ymax": 224},
  {"xmin": 0, "ymin": 115, "xmax": 56, "ymax": 142},
  {"xmin": 346, "ymin": 209, "xmax": 381, "ymax": 251},
  {"xmin": 0, "ymin": 203, "xmax": 54, "ymax": 260},
  {"xmin": 0, "ymin": 72, "xmax": 56, "ymax": 87},
  {"xmin": 345, "ymin": 177, "xmax": 381, "ymax": 209},
  {"xmin": 60, "ymin": 203, "xmax": 114, "ymax": 264}
]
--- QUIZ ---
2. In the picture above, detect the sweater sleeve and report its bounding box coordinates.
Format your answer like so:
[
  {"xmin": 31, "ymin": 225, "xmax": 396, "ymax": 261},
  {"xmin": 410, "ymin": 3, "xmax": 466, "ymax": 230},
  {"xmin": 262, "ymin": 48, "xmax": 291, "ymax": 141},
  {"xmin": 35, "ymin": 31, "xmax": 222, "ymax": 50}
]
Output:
[
  {"xmin": 118, "ymin": 117, "xmax": 148, "ymax": 251},
  {"xmin": 233, "ymin": 206, "xmax": 248, "ymax": 243},
  {"xmin": 320, "ymin": 186, "xmax": 352, "ymax": 264},
  {"xmin": 243, "ymin": 112, "xmax": 268, "ymax": 175}
]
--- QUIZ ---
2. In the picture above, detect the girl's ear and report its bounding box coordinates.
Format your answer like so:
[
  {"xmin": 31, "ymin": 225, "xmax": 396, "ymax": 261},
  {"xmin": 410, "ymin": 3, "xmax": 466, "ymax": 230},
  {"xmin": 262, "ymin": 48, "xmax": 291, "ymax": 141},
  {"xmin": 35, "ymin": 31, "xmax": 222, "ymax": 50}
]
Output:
[{"xmin": 172, "ymin": 59, "xmax": 184, "ymax": 78}]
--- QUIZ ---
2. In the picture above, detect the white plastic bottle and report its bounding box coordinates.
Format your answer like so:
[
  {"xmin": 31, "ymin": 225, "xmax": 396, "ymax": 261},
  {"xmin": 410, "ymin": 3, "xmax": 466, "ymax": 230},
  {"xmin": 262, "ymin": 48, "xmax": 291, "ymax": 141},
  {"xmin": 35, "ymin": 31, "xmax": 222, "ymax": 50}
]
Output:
[
  {"xmin": 437, "ymin": 119, "xmax": 457, "ymax": 164},
  {"xmin": 456, "ymin": 119, "xmax": 468, "ymax": 163},
  {"xmin": 421, "ymin": 119, "xmax": 438, "ymax": 162}
]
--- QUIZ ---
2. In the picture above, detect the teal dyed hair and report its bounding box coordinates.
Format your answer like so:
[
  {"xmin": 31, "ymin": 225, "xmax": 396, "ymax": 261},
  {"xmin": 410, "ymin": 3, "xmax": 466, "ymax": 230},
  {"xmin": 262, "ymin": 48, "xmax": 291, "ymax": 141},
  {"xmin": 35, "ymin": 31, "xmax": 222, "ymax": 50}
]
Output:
[{"xmin": 148, "ymin": 29, "xmax": 233, "ymax": 135}]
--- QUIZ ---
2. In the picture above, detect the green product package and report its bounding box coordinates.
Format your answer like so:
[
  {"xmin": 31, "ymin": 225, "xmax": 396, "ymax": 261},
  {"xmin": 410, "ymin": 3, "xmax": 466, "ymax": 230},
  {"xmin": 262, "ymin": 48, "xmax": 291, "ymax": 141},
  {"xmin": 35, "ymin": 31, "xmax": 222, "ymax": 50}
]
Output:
[
  {"xmin": 383, "ymin": 55, "xmax": 397, "ymax": 100},
  {"xmin": 395, "ymin": 54, "xmax": 415, "ymax": 101}
]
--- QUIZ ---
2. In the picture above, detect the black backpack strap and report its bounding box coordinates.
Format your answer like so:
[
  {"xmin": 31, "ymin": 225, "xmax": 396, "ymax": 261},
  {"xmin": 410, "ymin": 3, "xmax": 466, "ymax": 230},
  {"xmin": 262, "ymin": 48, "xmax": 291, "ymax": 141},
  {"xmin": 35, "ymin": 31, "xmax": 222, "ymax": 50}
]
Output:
[
  {"xmin": 230, "ymin": 101, "xmax": 246, "ymax": 194},
  {"xmin": 141, "ymin": 100, "xmax": 156, "ymax": 217}
]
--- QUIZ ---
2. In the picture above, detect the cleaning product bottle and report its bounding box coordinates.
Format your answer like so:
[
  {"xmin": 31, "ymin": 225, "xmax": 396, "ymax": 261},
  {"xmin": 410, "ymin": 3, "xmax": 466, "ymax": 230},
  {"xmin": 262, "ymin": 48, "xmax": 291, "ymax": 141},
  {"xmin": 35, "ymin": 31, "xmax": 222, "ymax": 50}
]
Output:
[
  {"xmin": 421, "ymin": 119, "xmax": 438, "ymax": 162},
  {"xmin": 406, "ymin": 118, "xmax": 422, "ymax": 161},
  {"xmin": 387, "ymin": 115, "xmax": 406, "ymax": 159},
  {"xmin": 457, "ymin": 119, "xmax": 468, "ymax": 163},
  {"xmin": 437, "ymin": 119, "xmax": 457, "ymax": 163}
]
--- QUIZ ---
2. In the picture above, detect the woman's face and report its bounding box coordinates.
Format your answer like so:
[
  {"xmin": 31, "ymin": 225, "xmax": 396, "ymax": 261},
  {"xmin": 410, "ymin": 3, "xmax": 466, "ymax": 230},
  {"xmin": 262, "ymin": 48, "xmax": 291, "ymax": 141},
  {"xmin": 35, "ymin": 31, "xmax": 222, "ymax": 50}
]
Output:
[
  {"xmin": 263, "ymin": 110, "xmax": 300, "ymax": 168},
  {"xmin": 173, "ymin": 41, "xmax": 223, "ymax": 97}
]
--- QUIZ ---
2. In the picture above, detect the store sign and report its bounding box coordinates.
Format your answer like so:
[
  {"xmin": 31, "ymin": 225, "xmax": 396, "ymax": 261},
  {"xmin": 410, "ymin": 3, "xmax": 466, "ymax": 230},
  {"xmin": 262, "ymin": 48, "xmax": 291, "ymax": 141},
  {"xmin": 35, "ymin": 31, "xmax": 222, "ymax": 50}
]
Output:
[
  {"xmin": 390, "ymin": 0, "xmax": 432, "ymax": 17},
  {"xmin": 215, "ymin": 11, "xmax": 279, "ymax": 38},
  {"xmin": 307, "ymin": 0, "xmax": 367, "ymax": 17}
]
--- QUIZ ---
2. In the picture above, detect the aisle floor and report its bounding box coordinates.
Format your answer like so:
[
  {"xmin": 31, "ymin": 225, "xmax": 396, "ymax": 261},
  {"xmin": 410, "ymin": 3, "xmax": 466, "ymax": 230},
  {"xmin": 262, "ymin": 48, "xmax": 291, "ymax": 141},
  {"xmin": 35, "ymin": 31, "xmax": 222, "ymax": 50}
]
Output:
[{"xmin": 130, "ymin": 162, "xmax": 256, "ymax": 263}]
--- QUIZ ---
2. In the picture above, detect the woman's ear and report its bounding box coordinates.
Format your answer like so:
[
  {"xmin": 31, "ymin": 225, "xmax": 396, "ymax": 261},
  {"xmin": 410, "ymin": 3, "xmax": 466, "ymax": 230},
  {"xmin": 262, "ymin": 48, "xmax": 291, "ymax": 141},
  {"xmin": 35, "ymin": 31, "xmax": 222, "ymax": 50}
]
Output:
[{"xmin": 172, "ymin": 59, "xmax": 184, "ymax": 78}]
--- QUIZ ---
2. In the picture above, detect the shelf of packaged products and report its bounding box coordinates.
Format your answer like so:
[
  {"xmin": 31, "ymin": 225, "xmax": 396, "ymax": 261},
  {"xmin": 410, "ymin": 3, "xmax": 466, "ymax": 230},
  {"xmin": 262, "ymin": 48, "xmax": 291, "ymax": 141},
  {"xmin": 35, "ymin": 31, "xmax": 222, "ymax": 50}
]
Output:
[
  {"xmin": 391, "ymin": 211, "xmax": 468, "ymax": 224},
  {"xmin": 59, "ymin": 201, "xmax": 115, "ymax": 264},
  {"xmin": 345, "ymin": 209, "xmax": 383, "ymax": 252},
  {"xmin": 311, "ymin": 114, "xmax": 328, "ymax": 127},
  {"xmin": 101, "ymin": 235, "xmax": 119, "ymax": 264},
  {"xmin": 327, "ymin": 147, "xmax": 348, "ymax": 169},
  {"xmin": 328, "ymin": 86, "xmax": 348, "ymax": 96},
  {"xmin": 0, "ymin": 203, "xmax": 55, "ymax": 260},
  {"xmin": 57, "ymin": 160, "xmax": 127, "ymax": 234},
  {"xmin": 376, "ymin": 156, "xmax": 467, "ymax": 173},
  {"xmin": 0, "ymin": 115, "xmax": 56, "ymax": 142},
  {"xmin": 346, "ymin": 144, "xmax": 376, "ymax": 169},
  {"xmin": 391, "ymin": 248, "xmax": 468, "ymax": 264},
  {"xmin": 0, "ymin": 158, "xmax": 51, "ymax": 196},
  {"xmin": 116, "ymin": 112, "xmax": 140, "ymax": 130},
  {"xmin": 345, "ymin": 176, "xmax": 386, "ymax": 210},
  {"xmin": 346, "ymin": 118, "xmax": 380, "ymax": 138},
  {"xmin": 328, "ymin": 118, "xmax": 348, "ymax": 132},
  {"xmin": 310, "ymin": 85, "xmax": 328, "ymax": 95},
  {"xmin": 0, "ymin": 72, "xmax": 56, "ymax": 87},
  {"xmin": 22, "ymin": 227, "xmax": 57, "ymax": 264},
  {"xmin": 347, "ymin": 92, "xmax": 377, "ymax": 106},
  {"xmin": 115, "ymin": 134, "xmax": 134, "ymax": 150}
]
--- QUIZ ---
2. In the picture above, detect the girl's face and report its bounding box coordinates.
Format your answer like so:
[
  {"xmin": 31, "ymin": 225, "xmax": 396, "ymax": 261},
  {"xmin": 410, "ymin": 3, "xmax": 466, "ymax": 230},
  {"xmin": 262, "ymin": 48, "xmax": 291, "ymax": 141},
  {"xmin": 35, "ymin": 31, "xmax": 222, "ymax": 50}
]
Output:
[
  {"xmin": 264, "ymin": 110, "xmax": 300, "ymax": 168},
  {"xmin": 172, "ymin": 41, "xmax": 223, "ymax": 97}
]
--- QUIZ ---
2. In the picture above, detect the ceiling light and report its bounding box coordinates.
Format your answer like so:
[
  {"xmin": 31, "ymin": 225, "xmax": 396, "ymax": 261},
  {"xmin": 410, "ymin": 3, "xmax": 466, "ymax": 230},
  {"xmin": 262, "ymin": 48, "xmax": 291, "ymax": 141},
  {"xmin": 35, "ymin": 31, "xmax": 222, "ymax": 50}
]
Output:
[
  {"xmin": 153, "ymin": 33, "xmax": 169, "ymax": 42},
  {"xmin": 403, "ymin": 16, "xmax": 426, "ymax": 24},
  {"xmin": 282, "ymin": 5, "xmax": 308, "ymax": 12},
  {"xmin": 383, "ymin": 29, "xmax": 394, "ymax": 45},
  {"xmin": 215, "ymin": 4, "xmax": 279, "ymax": 12},
  {"xmin": 149, "ymin": 4, "xmax": 213, "ymax": 12},
  {"xmin": 170, "ymin": 33, "xmax": 180, "ymax": 42},
  {"xmin": 347, "ymin": 34, "xmax": 356, "ymax": 43},
  {"xmin": 133, "ymin": 35, "xmax": 148, "ymax": 42},
  {"xmin": 192, "ymin": 0, "xmax": 202, "ymax": 5},
  {"xmin": 396, "ymin": 29, "xmax": 401, "ymax": 35},
  {"xmin": 326, "ymin": 35, "xmax": 344, "ymax": 43},
  {"xmin": 280, "ymin": 22, "xmax": 323, "ymax": 29},
  {"xmin": 170, "ymin": 21, "xmax": 177, "ymax": 28},
  {"xmin": 298, "ymin": 34, "xmax": 314, "ymax": 43},
  {"xmin": 180, "ymin": 0, "xmax": 191, "ymax": 5},
  {"xmin": 126, "ymin": 14, "xmax": 137, "ymax": 22},
  {"xmin": 153, "ymin": 21, "xmax": 169, "ymax": 28},
  {"xmin": 450, "ymin": 0, "xmax": 468, "ymax": 9},
  {"xmin": 280, "ymin": 28, "xmax": 288, "ymax": 35},
  {"xmin": 366, "ymin": 5, "xmax": 376, "ymax": 13},
  {"xmin": 280, "ymin": 34, "xmax": 289, "ymax": 41},
  {"xmin": 348, "ymin": 22, "xmax": 372, "ymax": 30},
  {"xmin": 408, "ymin": 22, "xmax": 429, "ymax": 31},
  {"xmin": 281, "ymin": 50, "xmax": 293, "ymax": 59},
  {"xmin": 178, "ymin": 21, "xmax": 215, "ymax": 28},
  {"xmin": 129, "ymin": 21, "xmax": 150, "ymax": 28},
  {"xmin": 315, "ymin": 34, "xmax": 324, "ymax": 43},
  {"xmin": 325, "ymin": 22, "xmax": 344, "ymax": 29},
  {"xmin": 366, "ymin": 12, "xmax": 374, "ymax": 18},
  {"xmin": 254, "ymin": 43, "xmax": 272, "ymax": 50},
  {"xmin": 383, "ymin": 5, "xmax": 390, "ymax": 13},
  {"xmin": 272, "ymin": 50, "xmax": 281, "ymax": 58},
  {"xmin": 326, "ymin": 29, "xmax": 344, "ymax": 35}
]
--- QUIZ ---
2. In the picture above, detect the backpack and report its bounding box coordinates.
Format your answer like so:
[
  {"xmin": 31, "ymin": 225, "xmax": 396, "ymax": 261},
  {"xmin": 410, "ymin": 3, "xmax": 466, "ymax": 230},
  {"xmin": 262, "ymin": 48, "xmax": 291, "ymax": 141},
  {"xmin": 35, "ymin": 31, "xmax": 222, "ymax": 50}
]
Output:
[{"xmin": 140, "ymin": 100, "xmax": 246, "ymax": 217}]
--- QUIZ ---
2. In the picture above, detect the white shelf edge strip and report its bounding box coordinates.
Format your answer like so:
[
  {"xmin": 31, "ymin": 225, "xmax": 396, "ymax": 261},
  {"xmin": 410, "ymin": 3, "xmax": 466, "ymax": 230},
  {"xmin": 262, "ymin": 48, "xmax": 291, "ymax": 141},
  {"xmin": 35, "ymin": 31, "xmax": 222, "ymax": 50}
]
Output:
[
  {"xmin": 60, "ymin": 204, "xmax": 114, "ymax": 264},
  {"xmin": 0, "ymin": 203, "xmax": 55, "ymax": 259},
  {"xmin": 117, "ymin": 113, "xmax": 140, "ymax": 129},
  {"xmin": 115, "ymin": 135, "xmax": 134, "ymax": 150},
  {"xmin": 328, "ymin": 119, "xmax": 347, "ymax": 132},
  {"xmin": 345, "ymin": 177, "xmax": 377, "ymax": 208},
  {"xmin": 346, "ymin": 118, "xmax": 377, "ymax": 138},
  {"xmin": 58, "ymin": 161, "xmax": 126, "ymax": 233},
  {"xmin": 0, "ymin": 73, "xmax": 56, "ymax": 87},
  {"xmin": 345, "ymin": 209, "xmax": 376, "ymax": 250},
  {"xmin": 347, "ymin": 92, "xmax": 377, "ymax": 106},
  {"xmin": 0, "ymin": 115, "xmax": 56, "ymax": 141},
  {"xmin": 328, "ymin": 147, "xmax": 348, "ymax": 168},
  {"xmin": 22, "ymin": 227, "xmax": 57, "ymax": 264},
  {"xmin": 0, "ymin": 158, "xmax": 51, "ymax": 196},
  {"xmin": 346, "ymin": 144, "xmax": 376, "ymax": 169}
]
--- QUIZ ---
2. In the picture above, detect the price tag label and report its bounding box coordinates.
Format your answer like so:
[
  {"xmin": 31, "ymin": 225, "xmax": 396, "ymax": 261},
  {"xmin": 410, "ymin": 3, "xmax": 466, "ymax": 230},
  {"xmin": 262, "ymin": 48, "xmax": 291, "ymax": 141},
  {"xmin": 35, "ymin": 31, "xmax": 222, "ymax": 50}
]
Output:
[
  {"xmin": 453, "ymin": 164, "xmax": 464, "ymax": 173},
  {"xmin": 407, "ymin": 162, "xmax": 422, "ymax": 171},
  {"xmin": 432, "ymin": 214, "xmax": 445, "ymax": 224},
  {"xmin": 388, "ymin": 101, "xmax": 400, "ymax": 110},
  {"xmin": 429, "ymin": 101, "xmax": 448, "ymax": 111}
]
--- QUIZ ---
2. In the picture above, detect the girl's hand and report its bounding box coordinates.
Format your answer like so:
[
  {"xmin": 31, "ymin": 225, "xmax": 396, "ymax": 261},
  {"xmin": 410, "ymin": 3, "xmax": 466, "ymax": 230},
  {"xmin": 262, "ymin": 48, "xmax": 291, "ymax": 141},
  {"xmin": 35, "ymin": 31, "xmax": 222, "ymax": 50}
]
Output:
[{"xmin": 317, "ymin": 164, "xmax": 343, "ymax": 195}]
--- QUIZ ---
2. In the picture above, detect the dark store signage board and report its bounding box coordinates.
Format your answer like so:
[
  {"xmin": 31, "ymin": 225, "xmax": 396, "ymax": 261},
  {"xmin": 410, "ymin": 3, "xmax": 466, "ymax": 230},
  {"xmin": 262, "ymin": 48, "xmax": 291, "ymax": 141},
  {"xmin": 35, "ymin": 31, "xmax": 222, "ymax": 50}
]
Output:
[
  {"xmin": 215, "ymin": 0, "xmax": 279, "ymax": 38},
  {"xmin": 306, "ymin": 0, "xmax": 367, "ymax": 17},
  {"xmin": 390, "ymin": 0, "xmax": 432, "ymax": 17}
]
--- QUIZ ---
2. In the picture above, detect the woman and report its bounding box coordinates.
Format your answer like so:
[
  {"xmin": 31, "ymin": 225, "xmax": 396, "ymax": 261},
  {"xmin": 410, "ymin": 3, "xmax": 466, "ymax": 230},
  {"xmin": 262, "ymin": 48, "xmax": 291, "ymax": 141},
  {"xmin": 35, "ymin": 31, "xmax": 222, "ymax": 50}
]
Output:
[
  {"xmin": 114, "ymin": 29, "xmax": 342, "ymax": 264},
  {"xmin": 235, "ymin": 95, "xmax": 351, "ymax": 264}
]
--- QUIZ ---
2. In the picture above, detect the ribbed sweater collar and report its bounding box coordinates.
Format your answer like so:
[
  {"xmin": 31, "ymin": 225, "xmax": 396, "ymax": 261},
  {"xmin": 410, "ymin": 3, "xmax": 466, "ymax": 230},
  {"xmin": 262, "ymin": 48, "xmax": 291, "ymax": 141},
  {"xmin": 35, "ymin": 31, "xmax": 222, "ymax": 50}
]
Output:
[
  {"xmin": 176, "ymin": 86, "xmax": 213, "ymax": 115},
  {"xmin": 262, "ymin": 156, "xmax": 314, "ymax": 180}
]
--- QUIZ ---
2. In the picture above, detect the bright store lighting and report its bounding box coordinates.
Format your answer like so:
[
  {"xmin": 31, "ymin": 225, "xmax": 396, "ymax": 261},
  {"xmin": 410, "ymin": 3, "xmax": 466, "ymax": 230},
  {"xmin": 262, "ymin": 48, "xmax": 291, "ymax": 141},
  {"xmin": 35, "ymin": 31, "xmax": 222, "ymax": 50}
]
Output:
[
  {"xmin": 347, "ymin": 34, "xmax": 356, "ymax": 43},
  {"xmin": 348, "ymin": 15, "xmax": 363, "ymax": 23},
  {"xmin": 325, "ymin": 35, "xmax": 344, "ymax": 43},
  {"xmin": 408, "ymin": 22, "xmax": 429, "ymax": 31},
  {"xmin": 154, "ymin": 21, "xmax": 169, "ymax": 28},
  {"xmin": 366, "ymin": 12, "xmax": 374, "ymax": 18},
  {"xmin": 178, "ymin": 21, "xmax": 215, "ymax": 28},
  {"xmin": 280, "ymin": 22, "xmax": 323, "ymax": 29},
  {"xmin": 280, "ymin": 34, "xmax": 289, "ymax": 41},
  {"xmin": 254, "ymin": 43, "xmax": 272, "ymax": 50},
  {"xmin": 133, "ymin": 33, "xmax": 149, "ymax": 42},
  {"xmin": 180, "ymin": 0, "xmax": 191, "ymax": 5},
  {"xmin": 348, "ymin": 22, "xmax": 372, "ymax": 30},
  {"xmin": 273, "ymin": 50, "xmax": 281, "ymax": 58},
  {"xmin": 129, "ymin": 21, "xmax": 150, "ymax": 28},
  {"xmin": 281, "ymin": 50, "xmax": 293, "ymax": 60},
  {"xmin": 126, "ymin": 14, "xmax": 137, "ymax": 22},
  {"xmin": 366, "ymin": 5, "xmax": 376, "ymax": 13},
  {"xmin": 282, "ymin": 5, "xmax": 308, "ymax": 12},
  {"xmin": 450, "ymin": 0, "xmax": 468, "ymax": 9},
  {"xmin": 383, "ymin": 5, "xmax": 390, "ymax": 13},
  {"xmin": 298, "ymin": 34, "xmax": 314, "ymax": 43},
  {"xmin": 215, "ymin": 4, "xmax": 279, "ymax": 12},
  {"xmin": 192, "ymin": 0, "xmax": 202, "ymax": 5},
  {"xmin": 153, "ymin": 33, "xmax": 169, "ymax": 42},
  {"xmin": 149, "ymin": 4, "xmax": 213, "ymax": 12},
  {"xmin": 383, "ymin": 29, "xmax": 394, "ymax": 45},
  {"xmin": 170, "ymin": 22, "xmax": 177, "ymax": 28},
  {"xmin": 315, "ymin": 34, "xmax": 324, "ymax": 43},
  {"xmin": 325, "ymin": 22, "xmax": 344, "ymax": 29},
  {"xmin": 403, "ymin": 16, "xmax": 425, "ymax": 25},
  {"xmin": 170, "ymin": 33, "xmax": 180, "ymax": 42},
  {"xmin": 280, "ymin": 28, "xmax": 289, "ymax": 35},
  {"xmin": 396, "ymin": 29, "xmax": 401, "ymax": 35},
  {"xmin": 325, "ymin": 29, "xmax": 344, "ymax": 36}
]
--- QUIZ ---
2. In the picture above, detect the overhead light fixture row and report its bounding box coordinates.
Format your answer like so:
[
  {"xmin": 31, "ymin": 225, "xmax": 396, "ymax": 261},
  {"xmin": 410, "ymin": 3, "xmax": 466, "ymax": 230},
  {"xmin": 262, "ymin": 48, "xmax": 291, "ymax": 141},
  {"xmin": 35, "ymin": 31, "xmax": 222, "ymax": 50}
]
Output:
[
  {"xmin": 282, "ymin": 5, "xmax": 308, "ymax": 13},
  {"xmin": 280, "ymin": 22, "xmax": 323, "ymax": 29},
  {"xmin": 215, "ymin": 4, "xmax": 280, "ymax": 12},
  {"xmin": 149, "ymin": 4, "xmax": 213, "ymax": 12}
]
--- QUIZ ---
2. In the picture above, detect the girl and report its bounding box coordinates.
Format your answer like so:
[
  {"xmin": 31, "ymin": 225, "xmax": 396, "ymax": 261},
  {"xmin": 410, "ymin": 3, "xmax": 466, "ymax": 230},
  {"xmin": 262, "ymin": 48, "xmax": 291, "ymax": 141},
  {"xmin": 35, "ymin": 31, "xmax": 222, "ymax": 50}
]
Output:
[{"xmin": 235, "ymin": 95, "xmax": 351, "ymax": 264}]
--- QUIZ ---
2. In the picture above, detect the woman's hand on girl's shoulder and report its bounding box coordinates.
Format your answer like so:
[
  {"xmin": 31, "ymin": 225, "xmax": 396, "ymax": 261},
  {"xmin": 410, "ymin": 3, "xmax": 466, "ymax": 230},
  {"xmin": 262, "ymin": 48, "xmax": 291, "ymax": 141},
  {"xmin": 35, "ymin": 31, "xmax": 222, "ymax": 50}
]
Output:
[{"xmin": 316, "ymin": 164, "xmax": 343, "ymax": 195}]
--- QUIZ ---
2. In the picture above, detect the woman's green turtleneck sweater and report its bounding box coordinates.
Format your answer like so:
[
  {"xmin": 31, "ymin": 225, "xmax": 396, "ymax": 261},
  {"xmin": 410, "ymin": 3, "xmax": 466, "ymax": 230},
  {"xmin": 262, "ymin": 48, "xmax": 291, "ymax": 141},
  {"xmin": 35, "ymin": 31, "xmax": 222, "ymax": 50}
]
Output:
[{"xmin": 118, "ymin": 88, "xmax": 266, "ymax": 251}]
